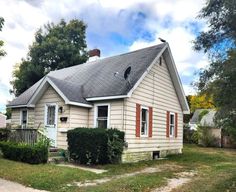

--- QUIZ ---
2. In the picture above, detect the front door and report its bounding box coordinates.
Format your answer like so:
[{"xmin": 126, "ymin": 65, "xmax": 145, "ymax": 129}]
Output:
[{"xmin": 45, "ymin": 103, "xmax": 57, "ymax": 147}]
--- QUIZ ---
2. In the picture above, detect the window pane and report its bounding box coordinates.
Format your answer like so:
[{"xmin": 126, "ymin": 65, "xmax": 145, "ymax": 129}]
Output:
[
  {"xmin": 142, "ymin": 109, "xmax": 147, "ymax": 121},
  {"xmin": 97, "ymin": 119, "xmax": 107, "ymax": 128},
  {"xmin": 22, "ymin": 111, "xmax": 27, "ymax": 123},
  {"xmin": 141, "ymin": 108, "xmax": 148, "ymax": 135},
  {"xmin": 98, "ymin": 106, "xmax": 108, "ymax": 117},
  {"xmin": 47, "ymin": 106, "xmax": 55, "ymax": 125},
  {"xmin": 97, "ymin": 105, "xmax": 108, "ymax": 128},
  {"xmin": 170, "ymin": 114, "xmax": 174, "ymax": 124},
  {"xmin": 170, "ymin": 125, "xmax": 174, "ymax": 135},
  {"xmin": 141, "ymin": 122, "xmax": 146, "ymax": 135}
]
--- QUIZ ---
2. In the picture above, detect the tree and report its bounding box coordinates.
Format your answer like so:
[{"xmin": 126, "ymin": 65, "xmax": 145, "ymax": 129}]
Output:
[
  {"xmin": 0, "ymin": 17, "xmax": 6, "ymax": 57},
  {"xmin": 11, "ymin": 19, "xmax": 88, "ymax": 96},
  {"xmin": 189, "ymin": 94, "xmax": 215, "ymax": 112},
  {"xmin": 194, "ymin": 0, "xmax": 236, "ymax": 140},
  {"xmin": 194, "ymin": 0, "xmax": 236, "ymax": 56}
]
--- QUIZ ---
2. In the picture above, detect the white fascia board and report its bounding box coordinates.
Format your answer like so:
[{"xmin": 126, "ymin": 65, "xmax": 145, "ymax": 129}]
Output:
[
  {"xmin": 127, "ymin": 43, "xmax": 168, "ymax": 97},
  {"xmin": 46, "ymin": 77, "xmax": 70, "ymax": 103},
  {"xmin": 66, "ymin": 101, "xmax": 93, "ymax": 108},
  {"xmin": 86, "ymin": 95, "xmax": 128, "ymax": 101},
  {"xmin": 28, "ymin": 76, "xmax": 92, "ymax": 108},
  {"xmin": 27, "ymin": 76, "xmax": 48, "ymax": 105},
  {"xmin": 7, "ymin": 104, "xmax": 35, "ymax": 109},
  {"xmin": 165, "ymin": 46, "xmax": 190, "ymax": 114},
  {"xmin": 28, "ymin": 76, "xmax": 70, "ymax": 105}
]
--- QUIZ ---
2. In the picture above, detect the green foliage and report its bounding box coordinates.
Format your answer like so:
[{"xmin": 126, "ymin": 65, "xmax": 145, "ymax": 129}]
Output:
[
  {"xmin": 67, "ymin": 128, "xmax": 125, "ymax": 165},
  {"xmin": 183, "ymin": 125, "xmax": 198, "ymax": 144},
  {"xmin": 194, "ymin": 0, "xmax": 236, "ymax": 55},
  {"xmin": 194, "ymin": 0, "xmax": 236, "ymax": 141},
  {"xmin": 0, "ymin": 138, "xmax": 50, "ymax": 164},
  {"xmin": 106, "ymin": 129, "xmax": 125, "ymax": 164},
  {"xmin": 11, "ymin": 19, "xmax": 88, "ymax": 96},
  {"xmin": 0, "ymin": 17, "xmax": 6, "ymax": 57},
  {"xmin": 0, "ymin": 129, "xmax": 10, "ymax": 141},
  {"xmin": 197, "ymin": 126, "xmax": 218, "ymax": 147},
  {"xmin": 4, "ymin": 108, "xmax": 11, "ymax": 120}
]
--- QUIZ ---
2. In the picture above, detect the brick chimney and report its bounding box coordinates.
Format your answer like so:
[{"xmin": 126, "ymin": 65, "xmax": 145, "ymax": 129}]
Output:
[{"xmin": 88, "ymin": 49, "xmax": 100, "ymax": 62}]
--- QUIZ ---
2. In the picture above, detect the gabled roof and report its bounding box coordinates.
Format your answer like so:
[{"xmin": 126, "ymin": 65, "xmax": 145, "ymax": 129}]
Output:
[
  {"xmin": 7, "ymin": 43, "xmax": 190, "ymax": 113},
  {"xmin": 190, "ymin": 109, "xmax": 216, "ymax": 127}
]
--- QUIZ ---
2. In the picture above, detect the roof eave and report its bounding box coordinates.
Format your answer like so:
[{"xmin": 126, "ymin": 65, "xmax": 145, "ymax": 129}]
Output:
[
  {"xmin": 86, "ymin": 95, "xmax": 129, "ymax": 101},
  {"xmin": 7, "ymin": 104, "xmax": 35, "ymax": 109}
]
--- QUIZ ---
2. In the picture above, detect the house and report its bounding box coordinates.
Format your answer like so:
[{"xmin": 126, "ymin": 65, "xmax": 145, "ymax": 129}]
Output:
[
  {"xmin": 0, "ymin": 113, "xmax": 6, "ymax": 128},
  {"xmin": 7, "ymin": 43, "xmax": 189, "ymax": 162},
  {"xmin": 189, "ymin": 109, "xmax": 222, "ymax": 147},
  {"xmin": 189, "ymin": 109, "xmax": 217, "ymax": 130}
]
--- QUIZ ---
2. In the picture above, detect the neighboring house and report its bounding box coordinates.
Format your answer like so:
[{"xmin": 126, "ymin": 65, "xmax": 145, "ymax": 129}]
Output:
[
  {"xmin": 189, "ymin": 109, "xmax": 222, "ymax": 146},
  {"xmin": 189, "ymin": 109, "xmax": 215, "ymax": 130},
  {"xmin": 0, "ymin": 113, "xmax": 6, "ymax": 128},
  {"xmin": 7, "ymin": 43, "xmax": 189, "ymax": 162}
]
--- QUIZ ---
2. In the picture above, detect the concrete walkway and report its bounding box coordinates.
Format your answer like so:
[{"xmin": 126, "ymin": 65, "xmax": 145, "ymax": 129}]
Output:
[{"xmin": 0, "ymin": 178, "xmax": 48, "ymax": 192}]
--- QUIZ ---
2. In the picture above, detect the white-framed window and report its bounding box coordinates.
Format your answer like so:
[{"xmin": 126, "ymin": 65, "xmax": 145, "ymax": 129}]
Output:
[
  {"xmin": 169, "ymin": 112, "xmax": 175, "ymax": 137},
  {"xmin": 94, "ymin": 104, "xmax": 110, "ymax": 128},
  {"xmin": 45, "ymin": 104, "xmax": 57, "ymax": 127},
  {"xmin": 141, "ymin": 106, "xmax": 149, "ymax": 136},
  {"xmin": 20, "ymin": 109, "xmax": 28, "ymax": 128}
]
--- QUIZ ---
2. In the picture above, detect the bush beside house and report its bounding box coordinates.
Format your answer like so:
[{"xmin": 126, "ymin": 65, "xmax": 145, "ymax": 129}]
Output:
[
  {"xmin": 67, "ymin": 128, "xmax": 125, "ymax": 165},
  {"xmin": 0, "ymin": 138, "xmax": 50, "ymax": 164}
]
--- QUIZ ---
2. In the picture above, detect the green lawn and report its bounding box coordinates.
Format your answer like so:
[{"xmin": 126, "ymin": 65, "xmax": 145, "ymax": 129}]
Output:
[{"xmin": 0, "ymin": 145, "xmax": 236, "ymax": 192}]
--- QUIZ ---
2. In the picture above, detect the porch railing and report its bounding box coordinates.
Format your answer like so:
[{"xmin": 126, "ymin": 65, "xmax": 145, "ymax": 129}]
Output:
[{"xmin": 9, "ymin": 128, "xmax": 47, "ymax": 145}]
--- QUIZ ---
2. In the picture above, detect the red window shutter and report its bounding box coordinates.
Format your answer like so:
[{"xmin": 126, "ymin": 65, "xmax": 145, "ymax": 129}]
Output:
[
  {"xmin": 136, "ymin": 104, "xmax": 141, "ymax": 137},
  {"xmin": 175, "ymin": 112, "xmax": 178, "ymax": 138},
  {"xmin": 166, "ymin": 111, "xmax": 170, "ymax": 138},
  {"xmin": 148, "ymin": 107, "xmax": 153, "ymax": 137}
]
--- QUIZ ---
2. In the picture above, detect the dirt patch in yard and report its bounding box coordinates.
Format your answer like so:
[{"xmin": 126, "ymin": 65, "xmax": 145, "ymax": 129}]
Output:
[
  {"xmin": 68, "ymin": 164, "xmax": 186, "ymax": 188},
  {"xmin": 152, "ymin": 171, "xmax": 197, "ymax": 192},
  {"xmin": 68, "ymin": 166, "xmax": 162, "ymax": 187}
]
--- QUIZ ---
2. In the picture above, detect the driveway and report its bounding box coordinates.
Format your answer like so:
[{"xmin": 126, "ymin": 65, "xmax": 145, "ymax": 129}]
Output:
[{"xmin": 0, "ymin": 178, "xmax": 48, "ymax": 192}]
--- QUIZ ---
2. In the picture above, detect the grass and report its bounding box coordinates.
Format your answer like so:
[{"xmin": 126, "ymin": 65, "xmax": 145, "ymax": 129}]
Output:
[{"xmin": 0, "ymin": 144, "xmax": 236, "ymax": 192}]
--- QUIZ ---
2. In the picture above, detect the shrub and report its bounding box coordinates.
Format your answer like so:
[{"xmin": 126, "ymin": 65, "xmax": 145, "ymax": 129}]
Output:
[
  {"xmin": 0, "ymin": 138, "xmax": 50, "ymax": 164},
  {"xmin": 183, "ymin": 125, "xmax": 198, "ymax": 144},
  {"xmin": 67, "ymin": 128, "xmax": 125, "ymax": 165},
  {"xmin": 0, "ymin": 128, "xmax": 10, "ymax": 141},
  {"xmin": 197, "ymin": 126, "xmax": 218, "ymax": 147}
]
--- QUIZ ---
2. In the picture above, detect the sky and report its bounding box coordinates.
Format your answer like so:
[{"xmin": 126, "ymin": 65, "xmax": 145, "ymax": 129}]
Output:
[{"xmin": 0, "ymin": 0, "xmax": 209, "ymax": 112}]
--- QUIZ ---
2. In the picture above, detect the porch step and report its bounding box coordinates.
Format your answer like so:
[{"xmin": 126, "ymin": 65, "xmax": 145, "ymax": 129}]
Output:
[
  {"xmin": 48, "ymin": 147, "xmax": 67, "ymax": 164},
  {"xmin": 49, "ymin": 147, "xmax": 59, "ymax": 152},
  {"xmin": 48, "ymin": 156, "xmax": 66, "ymax": 164}
]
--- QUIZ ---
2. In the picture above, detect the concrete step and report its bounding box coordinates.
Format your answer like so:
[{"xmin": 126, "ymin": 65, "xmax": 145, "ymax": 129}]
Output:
[{"xmin": 48, "ymin": 156, "xmax": 66, "ymax": 164}]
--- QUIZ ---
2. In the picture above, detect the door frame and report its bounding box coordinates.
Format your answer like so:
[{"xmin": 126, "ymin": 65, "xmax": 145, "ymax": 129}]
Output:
[{"xmin": 44, "ymin": 103, "xmax": 58, "ymax": 147}]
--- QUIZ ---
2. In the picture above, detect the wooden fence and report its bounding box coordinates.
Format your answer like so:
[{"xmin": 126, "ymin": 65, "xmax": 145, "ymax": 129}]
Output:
[{"xmin": 9, "ymin": 128, "xmax": 46, "ymax": 145}]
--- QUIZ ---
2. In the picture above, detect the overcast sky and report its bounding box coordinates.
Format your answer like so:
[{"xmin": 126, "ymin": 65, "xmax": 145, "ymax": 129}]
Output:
[{"xmin": 0, "ymin": 0, "xmax": 208, "ymax": 112}]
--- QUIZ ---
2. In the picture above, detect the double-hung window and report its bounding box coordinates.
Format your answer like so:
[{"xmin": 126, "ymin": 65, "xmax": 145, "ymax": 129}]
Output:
[
  {"xmin": 21, "ymin": 110, "xmax": 27, "ymax": 128},
  {"xmin": 141, "ymin": 107, "xmax": 149, "ymax": 136},
  {"xmin": 169, "ymin": 113, "xmax": 175, "ymax": 137},
  {"xmin": 95, "ymin": 105, "xmax": 109, "ymax": 128}
]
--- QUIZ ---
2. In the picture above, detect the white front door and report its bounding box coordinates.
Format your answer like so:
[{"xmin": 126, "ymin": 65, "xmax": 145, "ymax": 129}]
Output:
[{"xmin": 45, "ymin": 103, "xmax": 58, "ymax": 147}]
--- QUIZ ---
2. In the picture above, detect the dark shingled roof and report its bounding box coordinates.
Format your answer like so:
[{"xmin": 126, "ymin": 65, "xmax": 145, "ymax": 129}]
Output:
[{"xmin": 8, "ymin": 43, "xmax": 166, "ymax": 107}]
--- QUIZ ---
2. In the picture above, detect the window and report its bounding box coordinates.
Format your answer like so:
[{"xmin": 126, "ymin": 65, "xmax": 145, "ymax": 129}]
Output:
[
  {"xmin": 21, "ymin": 110, "xmax": 27, "ymax": 128},
  {"xmin": 96, "ymin": 105, "xmax": 109, "ymax": 128},
  {"xmin": 141, "ymin": 107, "xmax": 149, "ymax": 136},
  {"xmin": 169, "ymin": 113, "xmax": 175, "ymax": 137},
  {"xmin": 45, "ymin": 104, "xmax": 56, "ymax": 126}
]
